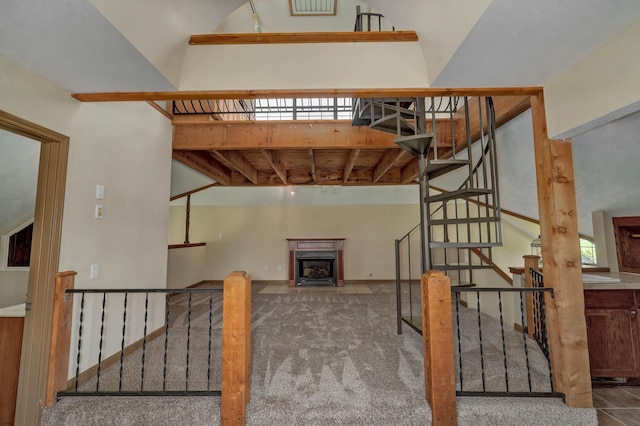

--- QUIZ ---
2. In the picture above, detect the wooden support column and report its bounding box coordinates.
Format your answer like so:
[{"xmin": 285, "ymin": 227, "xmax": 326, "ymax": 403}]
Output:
[
  {"xmin": 421, "ymin": 270, "xmax": 457, "ymax": 426},
  {"xmin": 221, "ymin": 271, "xmax": 252, "ymax": 425},
  {"xmin": 45, "ymin": 271, "xmax": 76, "ymax": 406},
  {"xmin": 531, "ymin": 93, "xmax": 592, "ymax": 408},
  {"xmin": 523, "ymin": 255, "xmax": 540, "ymax": 338}
]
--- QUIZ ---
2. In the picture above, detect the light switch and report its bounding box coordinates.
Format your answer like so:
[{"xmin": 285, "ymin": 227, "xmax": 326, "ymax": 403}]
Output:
[
  {"xmin": 96, "ymin": 184, "xmax": 105, "ymax": 200},
  {"xmin": 90, "ymin": 264, "xmax": 100, "ymax": 279}
]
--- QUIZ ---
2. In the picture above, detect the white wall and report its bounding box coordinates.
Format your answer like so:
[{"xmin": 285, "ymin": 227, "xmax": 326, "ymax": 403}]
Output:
[
  {"xmin": 167, "ymin": 246, "xmax": 206, "ymax": 289},
  {"xmin": 0, "ymin": 52, "xmax": 173, "ymax": 375},
  {"xmin": 169, "ymin": 203, "xmax": 420, "ymax": 281},
  {"xmin": 0, "ymin": 271, "xmax": 29, "ymax": 308}
]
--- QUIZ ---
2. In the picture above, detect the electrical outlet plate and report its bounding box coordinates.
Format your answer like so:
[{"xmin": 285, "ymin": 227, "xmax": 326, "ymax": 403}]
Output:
[
  {"xmin": 95, "ymin": 204, "xmax": 104, "ymax": 219},
  {"xmin": 90, "ymin": 264, "xmax": 100, "ymax": 279}
]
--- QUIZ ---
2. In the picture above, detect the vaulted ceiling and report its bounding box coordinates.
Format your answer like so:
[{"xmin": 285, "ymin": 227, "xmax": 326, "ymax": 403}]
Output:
[{"xmin": 2, "ymin": 0, "xmax": 640, "ymax": 213}]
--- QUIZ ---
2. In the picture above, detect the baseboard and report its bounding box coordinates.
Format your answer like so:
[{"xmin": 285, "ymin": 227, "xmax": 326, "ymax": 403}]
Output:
[
  {"xmin": 513, "ymin": 323, "xmax": 525, "ymax": 333},
  {"xmin": 459, "ymin": 299, "xmax": 468, "ymax": 308},
  {"xmin": 66, "ymin": 325, "xmax": 166, "ymax": 390}
]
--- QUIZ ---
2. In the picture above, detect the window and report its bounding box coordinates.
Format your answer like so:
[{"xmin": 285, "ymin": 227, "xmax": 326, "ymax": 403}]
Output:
[
  {"xmin": 580, "ymin": 237, "xmax": 597, "ymax": 265},
  {"xmin": 2, "ymin": 218, "xmax": 33, "ymax": 269}
]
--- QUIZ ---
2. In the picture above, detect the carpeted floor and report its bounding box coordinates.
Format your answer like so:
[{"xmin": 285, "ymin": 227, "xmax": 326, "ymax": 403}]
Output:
[{"xmin": 43, "ymin": 283, "xmax": 597, "ymax": 425}]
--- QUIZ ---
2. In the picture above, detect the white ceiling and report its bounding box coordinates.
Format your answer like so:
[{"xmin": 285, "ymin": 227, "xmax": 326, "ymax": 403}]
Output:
[{"xmin": 2, "ymin": 1, "xmax": 640, "ymax": 236}]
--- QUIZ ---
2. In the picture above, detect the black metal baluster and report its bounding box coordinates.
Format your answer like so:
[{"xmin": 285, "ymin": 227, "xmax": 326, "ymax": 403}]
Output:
[
  {"xmin": 454, "ymin": 292, "xmax": 463, "ymax": 391},
  {"xmin": 74, "ymin": 292, "xmax": 85, "ymax": 391},
  {"xmin": 207, "ymin": 291, "xmax": 214, "ymax": 391},
  {"xmin": 476, "ymin": 291, "xmax": 486, "ymax": 392},
  {"xmin": 96, "ymin": 293, "xmax": 107, "ymax": 391},
  {"xmin": 118, "ymin": 292, "xmax": 128, "ymax": 391},
  {"xmin": 497, "ymin": 291, "xmax": 509, "ymax": 392},
  {"xmin": 542, "ymin": 290, "xmax": 554, "ymax": 392},
  {"xmin": 140, "ymin": 292, "xmax": 149, "ymax": 391},
  {"xmin": 519, "ymin": 291, "xmax": 533, "ymax": 392},
  {"xmin": 185, "ymin": 293, "xmax": 193, "ymax": 390},
  {"xmin": 163, "ymin": 292, "xmax": 170, "ymax": 392}
]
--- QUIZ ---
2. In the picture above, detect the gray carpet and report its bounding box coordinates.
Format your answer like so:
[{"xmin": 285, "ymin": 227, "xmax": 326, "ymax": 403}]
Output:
[{"xmin": 43, "ymin": 284, "xmax": 596, "ymax": 425}]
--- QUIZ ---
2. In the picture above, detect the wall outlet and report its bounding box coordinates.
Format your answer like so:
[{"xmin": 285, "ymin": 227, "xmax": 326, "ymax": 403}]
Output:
[
  {"xmin": 90, "ymin": 264, "xmax": 100, "ymax": 279},
  {"xmin": 218, "ymin": 232, "xmax": 223, "ymax": 240},
  {"xmin": 277, "ymin": 264, "xmax": 282, "ymax": 271},
  {"xmin": 95, "ymin": 204, "xmax": 104, "ymax": 219},
  {"xmin": 96, "ymin": 184, "xmax": 105, "ymax": 200}
]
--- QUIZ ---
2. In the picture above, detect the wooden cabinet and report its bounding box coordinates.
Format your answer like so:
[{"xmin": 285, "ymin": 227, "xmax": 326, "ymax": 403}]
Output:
[{"xmin": 584, "ymin": 290, "xmax": 640, "ymax": 378}]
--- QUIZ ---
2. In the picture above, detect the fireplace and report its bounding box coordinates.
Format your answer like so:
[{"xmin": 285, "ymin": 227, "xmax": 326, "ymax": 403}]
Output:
[
  {"xmin": 287, "ymin": 239, "xmax": 345, "ymax": 287},
  {"xmin": 296, "ymin": 250, "xmax": 337, "ymax": 286}
]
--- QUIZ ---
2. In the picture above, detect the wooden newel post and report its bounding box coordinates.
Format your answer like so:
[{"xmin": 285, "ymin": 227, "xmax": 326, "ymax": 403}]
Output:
[
  {"xmin": 421, "ymin": 270, "xmax": 457, "ymax": 426},
  {"xmin": 221, "ymin": 271, "xmax": 252, "ymax": 426},
  {"xmin": 523, "ymin": 255, "xmax": 540, "ymax": 338},
  {"xmin": 45, "ymin": 271, "xmax": 76, "ymax": 406}
]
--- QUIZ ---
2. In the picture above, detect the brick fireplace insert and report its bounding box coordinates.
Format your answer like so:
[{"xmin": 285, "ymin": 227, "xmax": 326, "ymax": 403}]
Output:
[{"xmin": 287, "ymin": 238, "xmax": 345, "ymax": 287}]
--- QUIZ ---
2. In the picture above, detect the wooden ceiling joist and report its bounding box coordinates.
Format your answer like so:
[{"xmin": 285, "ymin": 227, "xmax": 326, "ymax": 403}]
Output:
[
  {"xmin": 211, "ymin": 150, "xmax": 258, "ymax": 184},
  {"xmin": 343, "ymin": 148, "xmax": 360, "ymax": 183},
  {"xmin": 373, "ymin": 149, "xmax": 410, "ymax": 183},
  {"xmin": 308, "ymin": 149, "xmax": 317, "ymax": 183},
  {"xmin": 172, "ymin": 150, "xmax": 231, "ymax": 185},
  {"xmin": 173, "ymin": 121, "xmax": 397, "ymax": 150},
  {"xmin": 189, "ymin": 31, "xmax": 418, "ymax": 45},
  {"xmin": 72, "ymin": 87, "xmax": 543, "ymax": 103},
  {"xmin": 260, "ymin": 149, "xmax": 287, "ymax": 184}
]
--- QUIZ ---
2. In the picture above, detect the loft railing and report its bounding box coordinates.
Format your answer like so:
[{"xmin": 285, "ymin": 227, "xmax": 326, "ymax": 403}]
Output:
[
  {"xmin": 61, "ymin": 287, "xmax": 224, "ymax": 397},
  {"xmin": 395, "ymin": 223, "xmax": 422, "ymax": 334},
  {"xmin": 172, "ymin": 97, "xmax": 353, "ymax": 121},
  {"xmin": 451, "ymin": 286, "xmax": 560, "ymax": 398},
  {"xmin": 46, "ymin": 271, "xmax": 252, "ymax": 425}
]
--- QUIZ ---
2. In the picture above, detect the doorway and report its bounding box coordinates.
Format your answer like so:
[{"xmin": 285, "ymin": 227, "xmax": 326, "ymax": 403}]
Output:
[{"xmin": 0, "ymin": 110, "xmax": 68, "ymax": 425}]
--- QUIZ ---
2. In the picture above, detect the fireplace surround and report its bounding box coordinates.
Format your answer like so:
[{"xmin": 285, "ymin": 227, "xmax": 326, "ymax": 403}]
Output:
[{"xmin": 287, "ymin": 238, "xmax": 345, "ymax": 287}]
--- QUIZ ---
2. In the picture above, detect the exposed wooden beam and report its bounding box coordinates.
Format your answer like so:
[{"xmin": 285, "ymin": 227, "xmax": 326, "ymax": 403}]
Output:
[
  {"xmin": 211, "ymin": 150, "xmax": 258, "ymax": 184},
  {"xmin": 372, "ymin": 149, "xmax": 409, "ymax": 183},
  {"xmin": 308, "ymin": 149, "xmax": 317, "ymax": 183},
  {"xmin": 172, "ymin": 150, "xmax": 231, "ymax": 185},
  {"xmin": 400, "ymin": 159, "xmax": 419, "ymax": 183},
  {"xmin": 189, "ymin": 31, "xmax": 418, "ymax": 45},
  {"xmin": 173, "ymin": 121, "xmax": 397, "ymax": 150},
  {"xmin": 260, "ymin": 150, "xmax": 287, "ymax": 184},
  {"xmin": 145, "ymin": 101, "xmax": 173, "ymax": 120},
  {"xmin": 343, "ymin": 148, "xmax": 360, "ymax": 183},
  {"xmin": 72, "ymin": 87, "xmax": 543, "ymax": 102}
]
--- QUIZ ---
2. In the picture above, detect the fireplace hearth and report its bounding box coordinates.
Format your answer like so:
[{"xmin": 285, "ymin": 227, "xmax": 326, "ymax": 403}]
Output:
[{"xmin": 287, "ymin": 239, "xmax": 345, "ymax": 287}]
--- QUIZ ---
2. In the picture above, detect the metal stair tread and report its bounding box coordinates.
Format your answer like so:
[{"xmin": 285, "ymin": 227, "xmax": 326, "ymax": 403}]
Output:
[
  {"xmin": 394, "ymin": 134, "xmax": 434, "ymax": 157},
  {"xmin": 426, "ymin": 188, "xmax": 493, "ymax": 203},
  {"xmin": 431, "ymin": 263, "xmax": 495, "ymax": 271},
  {"xmin": 370, "ymin": 113, "xmax": 415, "ymax": 136},
  {"xmin": 429, "ymin": 242, "xmax": 502, "ymax": 248},
  {"xmin": 424, "ymin": 159, "xmax": 470, "ymax": 179},
  {"xmin": 429, "ymin": 216, "xmax": 500, "ymax": 226}
]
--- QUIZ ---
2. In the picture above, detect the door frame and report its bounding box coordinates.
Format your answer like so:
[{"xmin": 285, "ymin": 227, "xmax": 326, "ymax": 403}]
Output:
[{"xmin": 0, "ymin": 110, "xmax": 68, "ymax": 425}]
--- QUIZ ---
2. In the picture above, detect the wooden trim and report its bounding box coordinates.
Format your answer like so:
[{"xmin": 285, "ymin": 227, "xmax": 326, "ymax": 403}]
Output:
[
  {"xmin": 67, "ymin": 326, "xmax": 166, "ymax": 390},
  {"xmin": 72, "ymin": 87, "xmax": 544, "ymax": 103},
  {"xmin": 168, "ymin": 242, "xmax": 206, "ymax": 249},
  {"xmin": 0, "ymin": 110, "xmax": 69, "ymax": 426},
  {"xmin": 45, "ymin": 271, "xmax": 76, "ymax": 406},
  {"xmin": 145, "ymin": 101, "xmax": 173, "ymax": 120},
  {"xmin": 170, "ymin": 183, "xmax": 218, "ymax": 201},
  {"xmin": 189, "ymin": 31, "xmax": 418, "ymax": 45}
]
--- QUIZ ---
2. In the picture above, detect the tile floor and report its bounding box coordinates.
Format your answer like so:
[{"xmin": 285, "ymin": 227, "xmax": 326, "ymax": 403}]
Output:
[{"xmin": 593, "ymin": 386, "xmax": 640, "ymax": 425}]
